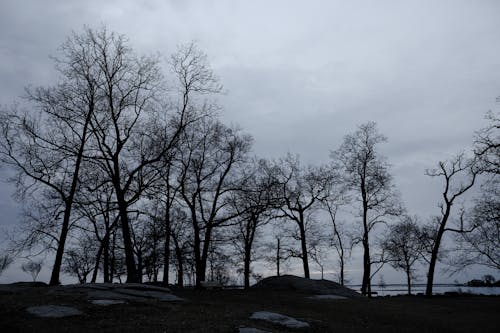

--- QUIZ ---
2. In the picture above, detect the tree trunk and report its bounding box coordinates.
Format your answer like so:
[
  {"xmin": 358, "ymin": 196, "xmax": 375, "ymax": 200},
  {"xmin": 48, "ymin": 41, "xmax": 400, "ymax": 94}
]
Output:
[
  {"xmin": 163, "ymin": 209, "xmax": 171, "ymax": 286},
  {"xmin": 136, "ymin": 249, "xmax": 143, "ymax": 283},
  {"xmin": 115, "ymin": 187, "xmax": 139, "ymax": 283},
  {"xmin": 91, "ymin": 242, "xmax": 104, "ymax": 283},
  {"xmin": 298, "ymin": 212, "xmax": 310, "ymax": 279},
  {"xmin": 425, "ymin": 207, "xmax": 449, "ymax": 297},
  {"xmin": 49, "ymin": 210, "xmax": 70, "ymax": 285},
  {"xmin": 360, "ymin": 180, "xmax": 371, "ymax": 297},
  {"xmin": 339, "ymin": 250, "xmax": 345, "ymax": 286},
  {"xmin": 48, "ymin": 105, "xmax": 92, "ymax": 286},
  {"xmin": 193, "ymin": 224, "xmax": 204, "ymax": 288},
  {"xmin": 103, "ymin": 234, "xmax": 110, "ymax": 283},
  {"xmin": 276, "ymin": 237, "xmax": 281, "ymax": 277},
  {"xmin": 244, "ymin": 245, "xmax": 251, "ymax": 289},
  {"xmin": 197, "ymin": 226, "xmax": 212, "ymax": 287},
  {"xmin": 175, "ymin": 246, "xmax": 184, "ymax": 287},
  {"xmin": 406, "ymin": 267, "xmax": 412, "ymax": 295},
  {"xmin": 361, "ymin": 230, "xmax": 371, "ymax": 296}
]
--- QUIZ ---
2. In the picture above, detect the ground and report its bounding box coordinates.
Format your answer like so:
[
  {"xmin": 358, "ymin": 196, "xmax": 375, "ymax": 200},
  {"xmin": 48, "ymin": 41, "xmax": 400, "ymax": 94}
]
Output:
[{"xmin": 0, "ymin": 283, "xmax": 498, "ymax": 332}]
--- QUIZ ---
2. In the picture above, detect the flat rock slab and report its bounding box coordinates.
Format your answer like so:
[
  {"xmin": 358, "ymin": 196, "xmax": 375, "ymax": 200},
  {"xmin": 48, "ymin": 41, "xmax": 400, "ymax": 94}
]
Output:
[
  {"xmin": 86, "ymin": 289, "xmax": 183, "ymax": 302},
  {"xmin": 87, "ymin": 290, "xmax": 148, "ymax": 301},
  {"xmin": 90, "ymin": 299, "xmax": 126, "ymax": 306},
  {"xmin": 26, "ymin": 305, "xmax": 83, "ymax": 318},
  {"xmin": 50, "ymin": 283, "xmax": 182, "ymax": 303},
  {"xmin": 250, "ymin": 311, "xmax": 309, "ymax": 329},
  {"xmin": 117, "ymin": 283, "xmax": 171, "ymax": 293},
  {"xmin": 309, "ymin": 294, "xmax": 347, "ymax": 300},
  {"xmin": 113, "ymin": 288, "xmax": 184, "ymax": 301},
  {"xmin": 239, "ymin": 327, "xmax": 272, "ymax": 333}
]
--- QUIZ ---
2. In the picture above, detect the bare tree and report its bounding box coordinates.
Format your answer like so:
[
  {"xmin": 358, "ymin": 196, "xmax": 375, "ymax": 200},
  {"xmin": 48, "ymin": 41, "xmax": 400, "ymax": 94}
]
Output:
[
  {"xmin": 453, "ymin": 177, "xmax": 499, "ymax": 270},
  {"xmin": 144, "ymin": 42, "xmax": 223, "ymax": 286},
  {"xmin": 424, "ymin": 153, "xmax": 479, "ymax": 296},
  {"xmin": 262, "ymin": 231, "xmax": 293, "ymax": 277},
  {"xmin": 451, "ymin": 110, "xmax": 499, "ymax": 271},
  {"xmin": 273, "ymin": 154, "xmax": 332, "ymax": 279},
  {"xmin": 321, "ymin": 167, "xmax": 351, "ymax": 285},
  {"xmin": 21, "ymin": 260, "xmax": 43, "ymax": 282},
  {"xmin": 168, "ymin": 205, "xmax": 192, "ymax": 287},
  {"xmin": 331, "ymin": 122, "xmax": 403, "ymax": 296},
  {"xmin": 381, "ymin": 215, "xmax": 423, "ymax": 294},
  {"xmin": 62, "ymin": 235, "xmax": 97, "ymax": 284},
  {"xmin": 80, "ymin": 28, "xmax": 164, "ymax": 283},
  {"xmin": 73, "ymin": 178, "xmax": 118, "ymax": 283},
  {"xmin": 229, "ymin": 158, "xmax": 280, "ymax": 288},
  {"xmin": 0, "ymin": 26, "xmax": 104, "ymax": 285},
  {"xmin": 177, "ymin": 117, "xmax": 252, "ymax": 287}
]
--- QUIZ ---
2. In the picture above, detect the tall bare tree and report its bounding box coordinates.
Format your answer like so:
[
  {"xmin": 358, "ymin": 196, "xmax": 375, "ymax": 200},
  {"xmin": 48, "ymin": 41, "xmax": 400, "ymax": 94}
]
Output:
[
  {"xmin": 321, "ymin": 166, "xmax": 351, "ymax": 285},
  {"xmin": 331, "ymin": 122, "xmax": 403, "ymax": 296},
  {"xmin": 229, "ymin": 158, "xmax": 280, "ymax": 288},
  {"xmin": 453, "ymin": 111, "xmax": 499, "ymax": 271},
  {"xmin": 0, "ymin": 27, "xmax": 106, "ymax": 284},
  {"xmin": 177, "ymin": 118, "xmax": 252, "ymax": 287},
  {"xmin": 424, "ymin": 152, "xmax": 478, "ymax": 296},
  {"xmin": 273, "ymin": 154, "xmax": 332, "ymax": 279}
]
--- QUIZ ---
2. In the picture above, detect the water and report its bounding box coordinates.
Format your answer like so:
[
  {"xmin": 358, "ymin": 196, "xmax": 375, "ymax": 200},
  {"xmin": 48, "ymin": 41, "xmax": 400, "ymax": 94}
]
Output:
[{"xmin": 347, "ymin": 284, "xmax": 500, "ymax": 296}]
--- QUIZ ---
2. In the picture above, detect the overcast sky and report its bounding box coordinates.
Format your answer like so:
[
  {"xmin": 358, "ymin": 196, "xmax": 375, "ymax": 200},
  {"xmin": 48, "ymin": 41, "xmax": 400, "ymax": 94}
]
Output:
[{"xmin": 1, "ymin": 0, "xmax": 499, "ymax": 284}]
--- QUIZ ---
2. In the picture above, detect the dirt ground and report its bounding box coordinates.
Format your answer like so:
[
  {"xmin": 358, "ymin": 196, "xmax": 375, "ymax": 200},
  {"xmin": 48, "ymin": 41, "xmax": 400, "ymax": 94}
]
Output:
[{"xmin": 0, "ymin": 284, "xmax": 499, "ymax": 332}]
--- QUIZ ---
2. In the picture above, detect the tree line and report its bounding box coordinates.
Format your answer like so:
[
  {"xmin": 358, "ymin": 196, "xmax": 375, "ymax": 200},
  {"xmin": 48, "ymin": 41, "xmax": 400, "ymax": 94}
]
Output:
[{"xmin": 0, "ymin": 27, "xmax": 498, "ymax": 297}]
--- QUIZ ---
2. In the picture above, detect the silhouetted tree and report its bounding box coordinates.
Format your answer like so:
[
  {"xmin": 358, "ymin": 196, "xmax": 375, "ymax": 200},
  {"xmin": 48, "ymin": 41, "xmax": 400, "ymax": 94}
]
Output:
[
  {"xmin": 454, "ymin": 177, "xmax": 499, "ymax": 270},
  {"xmin": 451, "ymin": 111, "xmax": 499, "ymax": 271},
  {"xmin": 273, "ymin": 154, "xmax": 332, "ymax": 279},
  {"xmin": 321, "ymin": 167, "xmax": 351, "ymax": 285},
  {"xmin": 0, "ymin": 27, "xmax": 103, "ymax": 285},
  {"xmin": 62, "ymin": 235, "xmax": 96, "ymax": 284},
  {"xmin": 229, "ymin": 158, "xmax": 280, "ymax": 288},
  {"xmin": 177, "ymin": 117, "xmax": 252, "ymax": 287},
  {"xmin": 168, "ymin": 205, "xmax": 192, "ymax": 287},
  {"xmin": 424, "ymin": 153, "xmax": 479, "ymax": 296},
  {"xmin": 381, "ymin": 215, "xmax": 423, "ymax": 294},
  {"xmin": 331, "ymin": 122, "xmax": 403, "ymax": 296}
]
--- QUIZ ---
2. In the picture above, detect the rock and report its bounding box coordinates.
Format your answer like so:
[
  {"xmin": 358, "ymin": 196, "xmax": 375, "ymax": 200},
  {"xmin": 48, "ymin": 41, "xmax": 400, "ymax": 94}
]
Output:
[
  {"xmin": 87, "ymin": 290, "xmax": 148, "ymax": 301},
  {"xmin": 113, "ymin": 288, "xmax": 184, "ymax": 301},
  {"xmin": 250, "ymin": 311, "xmax": 309, "ymax": 329},
  {"xmin": 0, "ymin": 282, "xmax": 47, "ymax": 294},
  {"xmin": 90, "ymin": 299, "xmax": 126, "ymax": 306},
  {"xmin": 47, "ymin": 283, "xmax": 183, "ymax": 303},
  {"xmin": 252, "ymin": 275, "xmax": 362, "ymax": 298},
  {"xmin": 12, "ymin": 281, "xmax": 48, "ymax": 287},
  {"xmin": 117, "ymin": 283, "xmax": 171, "ymax": 293},
  {"xmin": 26, "ymin": 305, "xmax": 83, "ymax": 318},
  {"xmin": 309, "ymin": 294, "xmax": 347, "ymax": 300},
  {"xmin": 238, "ymin": 327, "xmax": 272, "ymax": 333}
]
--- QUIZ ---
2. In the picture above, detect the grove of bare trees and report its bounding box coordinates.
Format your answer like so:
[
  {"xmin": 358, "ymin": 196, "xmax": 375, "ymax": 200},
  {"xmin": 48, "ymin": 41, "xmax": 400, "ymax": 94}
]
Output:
[{"xmin": 0, "ymin": 27, "xmax": 498, "ymax": 297}]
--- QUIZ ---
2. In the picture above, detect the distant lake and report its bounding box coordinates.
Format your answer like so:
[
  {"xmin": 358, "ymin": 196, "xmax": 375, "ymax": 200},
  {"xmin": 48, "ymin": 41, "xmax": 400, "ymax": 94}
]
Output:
[{"xmin": 347, "ymin": 284, "xmax": 500, "ymax": 296}]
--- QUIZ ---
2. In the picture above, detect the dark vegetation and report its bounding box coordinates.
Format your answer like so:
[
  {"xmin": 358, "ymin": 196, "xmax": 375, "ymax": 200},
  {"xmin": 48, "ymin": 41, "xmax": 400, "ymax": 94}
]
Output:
[{"xmin": 0, "ymin": 27, "xmax": 498, "ymax": 299}]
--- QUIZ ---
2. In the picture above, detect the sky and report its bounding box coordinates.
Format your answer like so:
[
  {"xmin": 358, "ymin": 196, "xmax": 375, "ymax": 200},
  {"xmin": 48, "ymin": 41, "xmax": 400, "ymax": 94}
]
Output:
[{"xmin": 0, "ymin": 0, "xmax": 499, "ymax": 285}]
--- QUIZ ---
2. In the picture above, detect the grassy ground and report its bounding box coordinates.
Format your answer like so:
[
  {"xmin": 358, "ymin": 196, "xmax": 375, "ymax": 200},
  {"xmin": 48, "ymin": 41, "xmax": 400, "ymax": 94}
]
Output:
[{"xmin": 0, "ymin": 285, "xmax": 498, "ymax": 332}]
